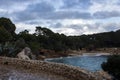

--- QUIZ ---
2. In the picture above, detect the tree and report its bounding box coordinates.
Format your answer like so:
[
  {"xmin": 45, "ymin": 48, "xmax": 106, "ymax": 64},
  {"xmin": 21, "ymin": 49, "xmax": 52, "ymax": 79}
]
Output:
[
  {"xmin": 0, "ymin": 26, "xmax": 12, "ymax": 43},
  {"xmin": 18, "ymin": 30, "xmax": 37, "ymax": 42},
  {"xmin": 0, "ymin": 26, "xmax": 13, "ymax": 56},
  {"xmin": 0, "ymin": 17, "xmax": 16, "ymax": 57},
  {"xmin": 19, "ymin": 29, "xmax": 29, "ymax": 34},
  {"xmin": 102, "ymin": 55, "xmax": 120, "ymax": 80},
  {"xmin": 0, "ymin": 17, "xmax": 16, "ymax": 35},
  {"xmin": 35, "ymin": 26, "xmax": 54, "ymax": 36}
]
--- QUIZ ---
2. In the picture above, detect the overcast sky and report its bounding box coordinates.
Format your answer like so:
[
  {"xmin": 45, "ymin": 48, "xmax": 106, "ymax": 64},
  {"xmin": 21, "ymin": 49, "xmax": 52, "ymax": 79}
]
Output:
[{"xmin": 0, "ymin": 0, "xmax": 120, "ymax": 35}]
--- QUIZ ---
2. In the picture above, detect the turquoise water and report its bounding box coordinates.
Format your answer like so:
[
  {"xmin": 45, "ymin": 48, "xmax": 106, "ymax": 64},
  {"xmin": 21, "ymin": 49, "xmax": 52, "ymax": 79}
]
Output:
[{"xmin": 46, "ymin": 55, "xmax": 108, "ymax": 72}]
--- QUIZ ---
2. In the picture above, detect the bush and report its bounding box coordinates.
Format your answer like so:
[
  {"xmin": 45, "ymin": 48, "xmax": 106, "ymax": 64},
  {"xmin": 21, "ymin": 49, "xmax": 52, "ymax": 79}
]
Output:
[{"xmin": 102, "ymin": 55, "xmax": 120, "ymax": 80}]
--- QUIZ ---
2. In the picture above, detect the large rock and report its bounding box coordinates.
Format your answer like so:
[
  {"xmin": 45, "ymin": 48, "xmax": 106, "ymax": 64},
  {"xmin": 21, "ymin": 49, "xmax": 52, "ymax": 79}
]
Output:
[{"xmin": 17, "ymin": 47, "xmax": 33, "ymax": 60}]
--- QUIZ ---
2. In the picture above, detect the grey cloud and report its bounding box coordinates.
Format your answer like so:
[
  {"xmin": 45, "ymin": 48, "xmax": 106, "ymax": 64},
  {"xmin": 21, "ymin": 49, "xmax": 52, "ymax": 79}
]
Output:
[
  {"xmin": 62, "ymin": 0, "xmax": 92, "ymax": 9},
  {"xmin": 67, "ymin": 24, "xmax": 83, "ymax": 30},
  {"xmin": 92, "ymin": 0, "xmax": 120, "ymax": 5},
  {"xmin": 24, "ymin": 20, "xmax": 44, "ymax": 25},
  {"xmin": 117, "ymin": 1, "xmax": 120, "ymax": 5},
  {"xmin": 93, "ymin": 11, "xmax": 120, "ymax": 19},
  {"xmin": 52, "ymin": 22, "xmax": 63, "ymax": 28},
  {"xmin": 1, "ymin": 0, "xmax": 120, "ymax": 36},
  {"xmin": 103, "ymin": 23, "xmax": 120, "ymax": 31},
  {"xmin": 14, "ymin": 12, "xmax": 35, "ymax": 22},
  {"xmin": 45, "ymin": 21, "xmax": 63, "ymax": 28},
  {"xmin": 14, "ymin": 1, "xmax": 55, "ymax": 21},
  {"xmin": 14, "ymin": 11, "xmax": 92, "ymax": 22},
  {"xmin": 27, "ymin": 1, "xmax": 55, "ymax": 12},
  {"xmin": 42, "ymin": 11, "xmax": 92, "ymax": 19},
  {"xmin": 91, "ymin": 0, "xmax": 108, "ymax": 4},
  {"xmin": 0, "ymin": 0, "xmax": 32, "ymax": 8}
]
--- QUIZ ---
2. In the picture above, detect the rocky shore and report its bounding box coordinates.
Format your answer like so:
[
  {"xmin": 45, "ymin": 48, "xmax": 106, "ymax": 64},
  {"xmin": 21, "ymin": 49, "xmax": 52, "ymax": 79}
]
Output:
[
  {"xmin": 37, "ymin": 48, "xmax": 120, "ymax": 60},
  {"xmin": 67, "ymin": 48, "xmax": 120, "ymax": 56},
  {"xmin": 0, "ymin": 64, "xmax": 70, "ymax": 80},
  {"xmin": 0, "ymin": 57, "xmax": 112, "ymax": 80}
]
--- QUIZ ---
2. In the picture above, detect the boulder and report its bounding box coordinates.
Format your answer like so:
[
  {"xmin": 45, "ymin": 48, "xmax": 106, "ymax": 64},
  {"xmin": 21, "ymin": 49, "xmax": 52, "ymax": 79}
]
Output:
[{"xmin": 17, "ymin": 47, "xmax": 33, "ymax": 60}]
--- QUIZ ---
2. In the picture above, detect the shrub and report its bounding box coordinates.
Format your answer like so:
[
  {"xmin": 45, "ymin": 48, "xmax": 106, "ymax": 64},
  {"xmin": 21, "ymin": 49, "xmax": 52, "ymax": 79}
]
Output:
[{"xmin": 102, "ymin": 55, "xmax": 120, "ymax": 80}]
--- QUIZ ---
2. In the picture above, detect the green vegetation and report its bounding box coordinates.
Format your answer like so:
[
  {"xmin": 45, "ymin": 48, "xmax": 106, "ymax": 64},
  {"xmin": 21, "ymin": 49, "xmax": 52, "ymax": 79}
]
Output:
[
  {"xmin": 0, "ymin": 17, "xmax": 16, "ymax": 35},
  {"xmin": 102, "ymin": 55, "xmax": 120, "ymax": 80},
  {"xmin": 0, "ymin": 17, "xmax": 120, "ymax": 57}
]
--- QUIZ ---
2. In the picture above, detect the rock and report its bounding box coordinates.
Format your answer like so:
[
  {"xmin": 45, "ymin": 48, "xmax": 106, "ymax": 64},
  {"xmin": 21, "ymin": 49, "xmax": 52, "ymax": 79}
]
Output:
[
  {"xmin": 17, "ymin": 47, "xmax": 33, "ymax": 60},
  {"xmin": 37, "ymin": 55, "xmax": 46, "ymax": 60},
  {"xmin": 95, "ymin": 70, "xmax": 112, "ymax": 80}
]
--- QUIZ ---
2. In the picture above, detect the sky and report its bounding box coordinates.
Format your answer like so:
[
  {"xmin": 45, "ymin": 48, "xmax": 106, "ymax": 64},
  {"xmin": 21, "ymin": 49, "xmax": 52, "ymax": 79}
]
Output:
[{"xmin": 0, "ymin": 0, "xmax": 120, "ymax": 35}]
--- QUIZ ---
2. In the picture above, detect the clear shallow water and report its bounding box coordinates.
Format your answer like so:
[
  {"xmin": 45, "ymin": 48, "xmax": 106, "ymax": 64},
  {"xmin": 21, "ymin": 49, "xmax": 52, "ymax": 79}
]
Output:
[{"xmin": 46, "ymin": 55, "xmax": 108, "ymax": 72}]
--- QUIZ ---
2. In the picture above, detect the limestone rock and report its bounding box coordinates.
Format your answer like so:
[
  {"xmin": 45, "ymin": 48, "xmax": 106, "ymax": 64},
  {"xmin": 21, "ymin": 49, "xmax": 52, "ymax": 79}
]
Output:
[{"xmin": 17, "ymin": 47, "xmax": 33, "ymax": 60}]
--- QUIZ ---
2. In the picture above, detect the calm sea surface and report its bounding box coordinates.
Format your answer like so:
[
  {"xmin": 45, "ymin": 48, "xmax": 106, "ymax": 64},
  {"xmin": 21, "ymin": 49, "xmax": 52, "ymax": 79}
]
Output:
[{"xmin": 46, "ymin": 54, "xmax": 108, "ymax": 72}]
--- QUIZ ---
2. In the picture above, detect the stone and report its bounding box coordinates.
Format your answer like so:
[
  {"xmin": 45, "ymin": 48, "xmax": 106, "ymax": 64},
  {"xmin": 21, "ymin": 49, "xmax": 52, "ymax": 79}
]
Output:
[
  {"xmin": 17, "ymin": 47, "xmax": 33, "ymax": 60},
  {"xmin": 95, "ymin": 70, "xmax": 112, "ymax": 80}
]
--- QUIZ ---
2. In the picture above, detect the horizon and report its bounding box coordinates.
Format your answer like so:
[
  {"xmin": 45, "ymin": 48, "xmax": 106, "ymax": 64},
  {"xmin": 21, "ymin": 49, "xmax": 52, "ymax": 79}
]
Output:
[{"xmin": 0, "ymin": 0, "xmax": 120, "ymax": 35}]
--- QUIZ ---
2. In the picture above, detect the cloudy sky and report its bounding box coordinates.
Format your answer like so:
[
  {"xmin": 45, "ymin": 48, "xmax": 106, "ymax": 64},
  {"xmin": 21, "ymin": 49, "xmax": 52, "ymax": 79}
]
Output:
[{"xmin": 0, "ymin": 0, "xmax": 120, "ymax": 35}]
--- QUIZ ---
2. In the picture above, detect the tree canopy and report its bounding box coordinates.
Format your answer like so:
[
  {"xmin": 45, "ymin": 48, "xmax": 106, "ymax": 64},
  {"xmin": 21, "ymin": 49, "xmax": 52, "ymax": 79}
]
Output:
[
  {"xmin": 0, "ymin": 17, "xmax": 16, "ymax": 35},
  {"xmin": 0, "ymin": 26, "xmax": 12, "ymax": 43}
]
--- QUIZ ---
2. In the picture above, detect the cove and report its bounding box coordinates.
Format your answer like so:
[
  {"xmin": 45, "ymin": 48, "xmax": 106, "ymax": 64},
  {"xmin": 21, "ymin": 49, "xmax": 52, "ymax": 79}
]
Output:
[{"xmin": 46, "ymin": 54, "xmax": 108, "ymax": 72}]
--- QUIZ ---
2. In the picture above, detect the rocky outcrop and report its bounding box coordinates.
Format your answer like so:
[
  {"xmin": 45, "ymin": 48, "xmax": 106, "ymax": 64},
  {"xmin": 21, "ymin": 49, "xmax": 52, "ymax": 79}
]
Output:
[
  {"xmin": 17, "ymin": 47, "xmax": 33, "ymax": 60},
  {"xmin": 93, "ymin": 70, "xmax": 112, "ymax": 80},
  {"xmin": 0, "ymin": 57, "xmax": 112, "ymax": 80}
]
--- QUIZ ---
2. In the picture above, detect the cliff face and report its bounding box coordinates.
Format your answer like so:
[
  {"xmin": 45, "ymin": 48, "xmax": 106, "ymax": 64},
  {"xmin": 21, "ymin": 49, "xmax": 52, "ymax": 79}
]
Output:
[{"xmin": 0, "ymin": 57, "xmax": 111, "ymax": 80}]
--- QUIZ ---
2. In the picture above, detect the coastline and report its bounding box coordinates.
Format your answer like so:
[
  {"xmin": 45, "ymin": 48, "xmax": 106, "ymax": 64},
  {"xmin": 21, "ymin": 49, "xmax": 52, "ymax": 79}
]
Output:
[
  {"xmin": 44, "ymin": 51, "xmax": 112, "ymax": 61},
  {"xmin": 0, "ymin": 57, "xmax": 94, "ymax": 80},
  {"xmin": 0, "ymin": 57, "xmax": 112, "ymax": 80},
  {"xmin": 38, "ymin": 47, "xmax": 120, "ymax": 60},
  {"xmin": 0, "ymin": 48, "xmax": 117, "ymax": 80},
  {"xmin": 67, "ymin": 47, "xmax": 120, "ymax": 57},
  {"xmin": 45, "ymin": 52, "xmax": 110, "ymax": 61}
]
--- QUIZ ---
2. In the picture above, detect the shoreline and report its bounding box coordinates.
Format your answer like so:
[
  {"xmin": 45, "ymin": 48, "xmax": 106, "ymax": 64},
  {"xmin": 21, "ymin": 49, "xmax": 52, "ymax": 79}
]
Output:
[
  {"xmin": 42, "ymin": 51, "xmax": 112, "ymax": 60},
  {"xmin": 0, "ymin": 57, "xmax": 97, "ymax": 80},
  {"xmin": 45, "ymin": 52, "xmax": 111, "ymax": 61},
  {"xmin": 38, "ymin": 47, "xmax": 120, "ymax": 60},
  {"xmin": 0, "ymin": 48, "xmax": 117, "ymax": 80},
  {"xmin": 0, "ymin": 57, "xmax": 112, "ymax": 80}
]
